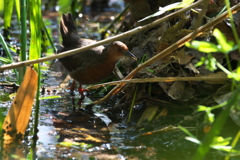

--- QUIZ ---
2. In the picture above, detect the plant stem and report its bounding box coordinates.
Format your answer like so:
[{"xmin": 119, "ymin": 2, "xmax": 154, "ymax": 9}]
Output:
[{"xmin": 20, "ymin": 0, "xmax": 27, "ymax": 83}]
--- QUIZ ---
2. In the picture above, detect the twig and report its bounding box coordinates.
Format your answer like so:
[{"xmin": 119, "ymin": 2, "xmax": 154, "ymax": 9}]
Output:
[
  {"xmin": 87, "ymin": 75, "xmax": 229, "ymax": 89},
  {"xmin": 93, "ymin": 3, "xmax": 240, "ymax": 105},
  {"xmin": 101, "ymin": 4, "xmax": 130, "ymax": 39},
  {"xmin": 0, "ymin": 0, "xmax": 204, "ymax": 71}
]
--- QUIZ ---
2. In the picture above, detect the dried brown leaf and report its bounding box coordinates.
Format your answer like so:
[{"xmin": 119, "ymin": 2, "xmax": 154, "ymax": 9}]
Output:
[{"xmin": 3, "ymin": 67, "xmax": 38, "ymax": 143}]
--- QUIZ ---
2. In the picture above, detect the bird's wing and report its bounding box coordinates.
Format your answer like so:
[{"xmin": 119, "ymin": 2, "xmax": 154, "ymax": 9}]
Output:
[{"xmin": 58, "ymin": 44, "xmax": 106, "ymax": 72}]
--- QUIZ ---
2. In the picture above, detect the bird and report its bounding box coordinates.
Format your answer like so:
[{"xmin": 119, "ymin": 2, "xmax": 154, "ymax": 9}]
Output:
[{"xmin": 57, "ymin": 13, "xmax": 136, "ymax": 101}]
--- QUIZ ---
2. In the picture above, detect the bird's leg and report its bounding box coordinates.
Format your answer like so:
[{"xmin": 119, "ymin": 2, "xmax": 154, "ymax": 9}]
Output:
[
  {"xmin": 69, "ymin": 80, "xmax": 76, "ymax": 111},
  {"xmin": 78, "ymin": 84, "xmax": 90, "ymax": 98},
  {"xmin": 70, "ymin": 80, "xmax": 76, "ymax": 96},
  {"xmin": 77, "ymin": 84, "xmax": 90, "ymax": 106}
]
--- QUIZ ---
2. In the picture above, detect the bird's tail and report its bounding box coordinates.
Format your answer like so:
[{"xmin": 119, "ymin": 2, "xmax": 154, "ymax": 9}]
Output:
[{"xmin": 60, "ymin": 13, "xmax": 79, "ymax": 47}]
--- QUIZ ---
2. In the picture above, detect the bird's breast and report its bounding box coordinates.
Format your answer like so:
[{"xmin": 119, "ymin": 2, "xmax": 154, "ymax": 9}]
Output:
[{"xmin": 69, "ymin": 60, "xmax": 116, "ymax": 84}]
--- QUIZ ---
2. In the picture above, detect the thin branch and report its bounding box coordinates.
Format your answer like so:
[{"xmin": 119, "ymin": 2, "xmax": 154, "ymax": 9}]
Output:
[
  {"xmin": 87, "ymin": 75, "xmax": 229, "ymax": 89},
  {"xmin": 0, "ymin": 0, "xmax": 204, "ymax": 72},
  {"xmin": 93, "ymin": 3, "xmax": 240, "ymax": 105}
]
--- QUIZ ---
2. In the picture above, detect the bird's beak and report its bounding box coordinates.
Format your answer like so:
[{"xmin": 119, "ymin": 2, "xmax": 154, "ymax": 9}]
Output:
[{"xmin": 125, "ymin": 51, "xmax": 137, "ymax": 60}]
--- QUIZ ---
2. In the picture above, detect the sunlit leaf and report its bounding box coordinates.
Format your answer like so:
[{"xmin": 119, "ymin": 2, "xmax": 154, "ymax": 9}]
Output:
[
  {"xmin": 187, "ymin": 136, "xmax": 233, "ymax": 152},
  {"xmin": 176, "ymin": 0, "xmax": 195, "ymax": 8},
  {"xmin": 228, "ymin": 66, "xmax": 240, "ymax": 81},
  {"xmin": 206, "ymin": 111, "xmax": 215, "ymax": 123},
  {"xmin": 138, "ymin": 0, "xmax": 194, "ymax": 22},
  {"xmin": 29, "ymin": 0, "xmax": 42, "ymax": 70},
  {"xmin": 185, "ymin": 137, "xmax": 201, "ymax": 144},
  {"xmin": 196, "ymin": 55, "xmax": 217, "ymax": 71},
  {"xmin": 211, "ymin": 145, "xmax": 232, "ymax": 151},
  {"xmin": 186, "ymin": 41, "xmax": 219, "ymax": 53},
  {"xmin": 185, "ymin": 136, "xmax": 233, "ymax": 152},
  {"xmin": 0, "ymin": 33, "xmax": 19, "ymax": 81},
  {"xmin": 39, "ymin": 96, "xmax": 61, "ymax": 100},
  {"xmin": 0, "ymin": 1, "xmax": 3, "ymax": 15},
  {"xmin": 212, "ymin": 136, "xmax": 231, "ymax": 146},
  {"xmin": 0, "ymin": 57, "xmax": 13, "ymax": 64},
  {"xmin": 15, "ymin": 0, "xmax": 20, "ymax": 24},
  {"xmin": 4, "ymin": 0, "xmax": 14, "ymax": 29},
  {"xmin": 178, "ymin": 125, "xmax": 196, "ymax": 138},
  {"xmin": 213, "ymin": 28, "xmax": 234, "ymax": 54},
  {"xmin": 210, "ymin": 136, "xmax": 233, "ymax": 151},
  {"xmin": 58, "ymin": 0, "xmax": 82, "ymax": 14},
  {"xmin": 197, "ymin": 105, "xmax": 208, "ymax": 112},
  {"xmin": 59, "ymin": 142, "xmax": 93, "ymax": 149}
]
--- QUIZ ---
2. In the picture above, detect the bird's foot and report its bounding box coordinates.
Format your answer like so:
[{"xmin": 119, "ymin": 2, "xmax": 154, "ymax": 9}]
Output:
[
  {"xmin": 77, "ymin": 85, "xmax": 90, "ymax": 107},
  {"xmin": 78, "ymin": 86, "xmax": 90, "ymax": 99}
]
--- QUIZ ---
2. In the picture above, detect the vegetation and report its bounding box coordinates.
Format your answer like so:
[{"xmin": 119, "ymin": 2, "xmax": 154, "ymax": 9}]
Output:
[{"xmin": 0, "ymin": 0, "xmax": 240, "ymax": 159}]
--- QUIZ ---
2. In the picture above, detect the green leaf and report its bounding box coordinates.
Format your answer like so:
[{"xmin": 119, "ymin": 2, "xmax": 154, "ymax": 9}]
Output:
[
  {"xmin": 4, "ymin": 0, "xmax": 14, "ymax": 29},
  {"xmin": 178, "ymin": 125, "xmax": 196, "ymax": 138},
  {"xmin": 186, "ymin": 41, "xmax": 219, "ymax": 53},
  {"xmin": 58, "ymin": 0, "xmax": 73, "ymax": 14},
  {"xmin": 197, "ymin": 105, "xmax": 208, "ymax": 112},
  {"xmin": 59, "ymin": 142, "xmax": 93, "ymax": 149},
  {"xmin": 39, "ymin": 96, "xmax": 61, "ymax": 100},
  {"xmin": 0, "ymin": 33, "xmax": 19, "ymax": 82},
  {"xmin": 198, "ymin": 105, "xmax": 215, "ymax": 123},
  {"xmin": 0, "ymin": 1, "xmax": 3, "ymax": 14},
  {"xmin": 206, "ymin": 111, "xmax": 215, "ymax": 123},
  {"xmin": 212, "ymin": 136, "xmax": 231, "ymax": 146},
  {"xmin": 185, "ymin": 136, "xmax": 233, "ymax": 152},
  {"xmin": 140, "ymin": 54, "xmax": 155, "ymax": 73},
  {"xmin": 176, "ymin": 0, "xmax": 195, "ymax": 8},
  {"xmin": 29, "ymin": 0, "xmax": 42, "ymax": 69},
  {"xmin": 0, "ymin": 57, "xmax": 13, "ymax": 64},
  {"xmin": 196, "ymin": 54, "xmax": 217, "ymax": 71},
  {"xmin": 213, "ymin": 28, "xmax": 234, "ymax": 54},
  {"xmin": 185, "ymin": 137, "xmax": 201, "ymax": 144},
  {"xmin": 138, "ymin": 0, "xmax": 194, "ymax": 22},
  {"xmin": 211, "ymin": 145, "xmax": 232, "ymax": 151},
  {"xmin": 210, "ymin": 136, "xmax": 233, "ymax": 151},
  {"xmin": 15, "ymin": 0, "xmax": 20, "ymax": 24},
  {"xmin": 228, "ymin": 66, "xmax": 240, "ymax": 81}
]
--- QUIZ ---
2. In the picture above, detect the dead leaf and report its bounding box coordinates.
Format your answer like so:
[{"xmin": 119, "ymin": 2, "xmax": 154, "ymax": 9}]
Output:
[
  {"xmin": 168, "ymin": 81, "xmax": 195, "ymax": 101},
  {"xmin": 2, "ymin": 66, "xmax": 38, "ymax": 143},
  {"xmin": 155, "ymin": 108, "xmax": 168, "ymax": 119},
  {"xmin": 174, "ymin": 48, "xmax": 194, "ymax": 65},
  {"xmin": 137, "ymin": 105, "xmax": 159, "ymax": 125}
]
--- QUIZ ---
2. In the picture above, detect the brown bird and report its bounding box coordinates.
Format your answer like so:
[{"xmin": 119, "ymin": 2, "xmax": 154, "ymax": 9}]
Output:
[{"xmin": 57, "ymin": 13, "xmax": 136, "ymax": 99}]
